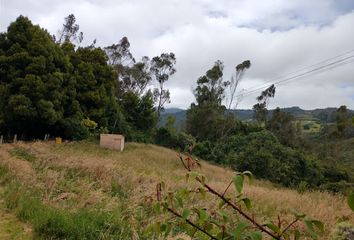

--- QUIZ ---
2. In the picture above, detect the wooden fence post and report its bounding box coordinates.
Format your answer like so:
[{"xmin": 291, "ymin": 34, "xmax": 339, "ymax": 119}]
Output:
[
  {"xmin": 0, "ymin": 135, "xmax": 3, "ymax": 144},
  {"xmin": 13, "ymin": 134, "xmax": 17, "ymax": 143},
  {"xmin": 44, "ymin": 134, "xmax": 50, "ymax": 141}
]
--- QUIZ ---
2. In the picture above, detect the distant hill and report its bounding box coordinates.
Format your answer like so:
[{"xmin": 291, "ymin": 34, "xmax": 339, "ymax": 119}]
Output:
[{"xmin": 160, "ymin": 106, "xmax": 354, "ymax": 129}]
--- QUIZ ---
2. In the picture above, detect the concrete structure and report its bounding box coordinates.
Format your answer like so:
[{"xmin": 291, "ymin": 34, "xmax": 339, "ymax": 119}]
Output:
[{"xmin": 100, "ymin": 134, "xmax": 125, "ymax": 151}]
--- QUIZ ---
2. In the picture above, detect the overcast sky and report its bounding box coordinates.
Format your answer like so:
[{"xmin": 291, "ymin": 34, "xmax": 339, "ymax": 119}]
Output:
[{"xmin": 1, "ymin": 0, "xmax": 354, "ymax": 109}]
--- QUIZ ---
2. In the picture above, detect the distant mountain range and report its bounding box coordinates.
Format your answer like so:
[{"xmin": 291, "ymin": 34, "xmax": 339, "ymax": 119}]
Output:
[{"xmin": 159, "ymin": 106, "xmax": 354, "ymax": 129}]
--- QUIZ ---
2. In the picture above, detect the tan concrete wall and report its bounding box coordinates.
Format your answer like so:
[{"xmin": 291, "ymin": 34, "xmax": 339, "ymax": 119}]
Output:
[{"xmin": 100, "ymin": 134, "xmax": 125, "ymax": 151}]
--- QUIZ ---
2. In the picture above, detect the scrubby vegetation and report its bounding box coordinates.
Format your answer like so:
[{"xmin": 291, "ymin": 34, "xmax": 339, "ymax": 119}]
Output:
[
  {"xmin": 0, "ymin": 141, "xmax": 353, "ymax": 239},
  {"xmin": 1, "ymin": 14, "xmax": 354, "ymax": 239}
]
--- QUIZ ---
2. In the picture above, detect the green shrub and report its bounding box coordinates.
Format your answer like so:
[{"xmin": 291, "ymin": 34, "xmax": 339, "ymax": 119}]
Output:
[
  {"xmin": 319, "ymin": 181, "xmax": 354, "ymax": 194},
  {"xmin": 155, "ymin": 128, "xmax": 196, "ymax": 151},
  {"xmin": 193, "ymin": 130, "xmax": 325, "ymax": 188},
  {"xmin": 57, "ymin": 118, "xmax": 89, "ymax": 140}
]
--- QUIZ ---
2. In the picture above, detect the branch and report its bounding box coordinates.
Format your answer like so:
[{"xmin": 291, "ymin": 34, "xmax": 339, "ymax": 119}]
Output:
[
  {"xmin": 222, "ymin": 180, "xmax": 233, "ymax": 197},
  {"xmin": 279, "ymin": 219, "xmax": 299, "ymax": 237},
  {"xmin": 166, "ymin": 207, "xmax": 217, "ymax": 240},
  {"xmin": 196, "ymin": 177, "xmax": 282, "ymax": 240}
]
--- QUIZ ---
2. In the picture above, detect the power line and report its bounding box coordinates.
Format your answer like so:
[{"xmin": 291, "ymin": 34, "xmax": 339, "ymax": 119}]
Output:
[
  {"xmin": 236, "ymin": 54, "xmax": 354, "ymax": 99},
  {"xmin": 238, "ymin": 56, "xmax": 354, "ymax": 98},
  {"xmin": 238, "ymin": 49, "xmax": 354, "ymax": 94}
]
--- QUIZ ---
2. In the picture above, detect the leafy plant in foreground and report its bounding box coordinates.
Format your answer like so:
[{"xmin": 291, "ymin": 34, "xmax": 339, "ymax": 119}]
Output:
[{"xmin": 152, "ymin": 147, "xmax": 324, "ymax": 239}]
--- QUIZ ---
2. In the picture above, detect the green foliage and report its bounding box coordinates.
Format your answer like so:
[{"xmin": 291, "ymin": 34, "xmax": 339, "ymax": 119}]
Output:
[
  {"xmin": 186, "ymin": 60, "xmax": 232, "ymax": 141},
  {"xmin": 0, "ymin": 16, "xmax": 69, "ymax": 137},
  {"xmin": 57, "ymin": 118, "xmax": 89, "ymax": 140},
  {"xmin": 81, "ymin": 118, "xmax": 98, "ymax": 132},
  {"xmin": 253, "ymin": 84, "xmax": 276, "ymax": 123},
  {"xmin": 151, "ymin": 52, "xmax": 176, "ymax": 118},
  {"xmin": 111, "ymin": 182, "xmax": 128, "ymax": 200},
  {"xmin": 194, "ymin": 130, "xmax": 324, "ymax": 188},
  {"xmin": 0, "ymin": 16, "xmax": 122, "ymax": 139},
  {"xmin": 348, "ymin": 192, "xmax": 354, "ymax": 212},
  {"xmin": 152, "ymin": 154, "xmax": 324, "ymax": 239},
  {"xmin": 155, "ymin": 126, "xmax": 196, "ymax": 151},
  {"xmin": 336, "ymin": 105, "xmax": 349, "ymax": 137},
  {"xmin": 121, "ymin": 90, "xmax": 157, "ymax": 140},
  {"xmin": 267, "ymin": 107, "xmax": 300, "ymax": 147},
  {"xmin": 0, "ymin": 16, "xmax": 166, "ymax": 141},
  {"xmin": 2, "ymin": 177, "xmax": 133, "ymax": 239}
]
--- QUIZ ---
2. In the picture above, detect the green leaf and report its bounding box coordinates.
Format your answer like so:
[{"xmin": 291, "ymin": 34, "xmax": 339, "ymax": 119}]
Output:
[
  {"xmin": 218, "ymin": 210, "xmax": 229, "ymax": 222},
  {"xmin": 241, "ymin": 198, "xmax": 252, "ymax": 209},
  {"xmin": 233, "ymin": 175, "xmax": 244, "ymax": 193},
  {"xmin": 304, "ymin": 219, "xmax": 324, "ymax": 236},
  {"xmin": 182, "ymin": 209, "xmax": 191, "ymax": 219},
  {"xmin": 348, "ymin": 192, "xmax": 354, "ymax": 212},
  {"xmin": 248, "ymin": 231, "xmax": 262, "ymax": 240},
  {"xmin": 292, "ymin": 211, "xmax": 306, "ymax": 220},
  {"xmin": 304, "ymin": 219, "xmax": 318, "ymax": 239},
  {"xmin": 233, "ymin": 222, "xmax": 249, "ymax": 240},
  {"xmin": 265, "ymin": 222, "xmax": 281, "ymax": 234},
  {"xmin": 242, "ymin": 171, "xmax": 254, "ymax": 182},
  {"xmin": 198, "ymin": 208, "xmax": 209, "ymax": 223}
]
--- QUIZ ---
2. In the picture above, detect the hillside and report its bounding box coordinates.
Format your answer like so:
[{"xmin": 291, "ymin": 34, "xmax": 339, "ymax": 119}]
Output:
[
  {"xmin": 0, "ymin": 141, "xmax": 352, "ymax": 239},
  {"xmin": 160, "ymin": 107, "xmax": 354, "ymax": 129}
]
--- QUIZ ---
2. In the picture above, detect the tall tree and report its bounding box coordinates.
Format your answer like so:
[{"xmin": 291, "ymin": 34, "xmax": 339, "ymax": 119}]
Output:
[
  {"xmin": 57, "ymin": 14, "xmax": 83, "ymax": 44},
  {"xmin": 186, "ymin": 61, "xmax": 230, "ymax": 140},
  {"xmin": 71, "ymin": 45, "xmax": 117, "ymax": 127},
  {"xmin": 336, "ymin": 105, "xmax": 349, "ymax": 137},
  {"xmin": 266, "ymin": 107, "xmax": 299, "ymax": 147},
  {"xmin": 105, "ymin": 37, "xmax": 152, "ymax": 97},
  {"xmin": 194, "ymin": 60, "xmax": 228, "ymax": 106},
  {"xmin": 104, "ymin": 36, "xmax": 134, "ymax": 66},
  {"xmin": 253, "ymin": 84, "xmax": 276, "ymax": 124},
  {"xmin": 105, "ymin": 37, "xmax": 157, "ymax": 138},
  {"xmin": 0, "ymin": 16, "xmax": 71, "ymax": 137},
  {"xmin": 227, "ymin": 60, "xmax": 251, "ymax": 110},
  {"xmin": 151, "ymin": 53, "xmax": 176, "ymax": 118}
]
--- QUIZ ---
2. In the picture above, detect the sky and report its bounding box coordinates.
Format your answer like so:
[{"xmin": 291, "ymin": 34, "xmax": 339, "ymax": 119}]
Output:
[{"xmin": 1, "ymin": 0, "xmax": 354, "ymax": 110}]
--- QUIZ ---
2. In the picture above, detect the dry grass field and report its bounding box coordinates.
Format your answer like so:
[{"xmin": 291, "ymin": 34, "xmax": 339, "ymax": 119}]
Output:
[{"xmin": 0, "ymin": 140, "xmax": 353, "ymax": 239}]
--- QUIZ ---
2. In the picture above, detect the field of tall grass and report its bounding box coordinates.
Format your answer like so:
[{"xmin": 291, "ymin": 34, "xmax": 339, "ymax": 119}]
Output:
[{"xmin": 0, "ymin": 140, "xmax": 353, "ymax": 239}]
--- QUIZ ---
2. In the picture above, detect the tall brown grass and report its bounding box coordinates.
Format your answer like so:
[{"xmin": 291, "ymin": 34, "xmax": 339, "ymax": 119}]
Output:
[{"xmin": 0, "ymin": 140, "xmax": 353, "ymax": 239}]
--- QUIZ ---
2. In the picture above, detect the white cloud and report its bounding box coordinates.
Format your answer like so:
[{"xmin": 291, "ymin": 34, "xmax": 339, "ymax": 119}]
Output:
[{"xmin": 1, "ymin": 0, "xmax": 353, "ymax": 109}]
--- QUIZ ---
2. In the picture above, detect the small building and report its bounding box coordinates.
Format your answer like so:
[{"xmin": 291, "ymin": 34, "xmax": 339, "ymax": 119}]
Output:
[{"xmin": 100, "ymin": 134, "xmax": 125, "ymax": 151}]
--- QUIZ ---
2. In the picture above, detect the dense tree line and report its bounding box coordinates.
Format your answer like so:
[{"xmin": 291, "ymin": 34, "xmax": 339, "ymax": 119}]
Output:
[{"xmin": 0, "ymin": 15, "xmax": 175, "ymax": 141}]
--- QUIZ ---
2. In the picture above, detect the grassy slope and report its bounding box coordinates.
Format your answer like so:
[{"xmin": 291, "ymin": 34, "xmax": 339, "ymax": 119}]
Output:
[
  {"xmin": 0, "ymin": 190, "xmax": 32, "ymax": 240},
  {"xmin": 0, "ymin": 141, "xmax": 353, "ymax": 239}
]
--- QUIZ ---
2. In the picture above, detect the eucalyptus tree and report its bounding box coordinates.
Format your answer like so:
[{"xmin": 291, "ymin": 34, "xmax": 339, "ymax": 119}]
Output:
[
  {"xmin": 253, "ymin": 84, "xmax": 276, "ymax": 124},
  {"xmin": 57, "ymin": 14, "xmax": 83, "ymax": 44},
  {"xmin": 227, "ymin": 60, "xmax": 251, "ymax": 110},
  {"xmin": 151, "ymin": 53, "xmax": 176, "ymax": 118}
]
